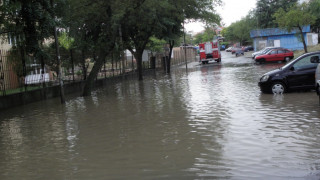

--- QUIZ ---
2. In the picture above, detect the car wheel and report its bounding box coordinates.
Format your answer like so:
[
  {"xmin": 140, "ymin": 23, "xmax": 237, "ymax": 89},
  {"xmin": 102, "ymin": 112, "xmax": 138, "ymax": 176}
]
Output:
[
  {"xmin": 284, "ymin": 57, "xmax": 290, "ymax": 62},
  {"xmin": 271, "ymin": 82, "xmax": 286, "ymax": 94},
  {"xmin": 256, "ymin": 58, "xmax": 264, "ymax": 64}
]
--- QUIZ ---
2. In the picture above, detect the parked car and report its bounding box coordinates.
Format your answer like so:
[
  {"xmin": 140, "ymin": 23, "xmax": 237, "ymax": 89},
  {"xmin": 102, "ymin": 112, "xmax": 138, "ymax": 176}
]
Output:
[
  {"xmin": 252, "ymin": 47, "xmax": 278, "ymax": 59},
  {"xmin": 226, "ymin": 47, "xmax": 233, "ymax": 52},
  {"xmin": 231, "ymin": 47, "xmax": 237, "ymax": 54},
  {"xmin": 311, "ymin": 54, "xmax": 320, "ymax": 97},
  {"xmin": 258, "ymin": 51, "xmax": 320, "ymax": 94},
  {"xmin": 244, "ymin": 46, "xmax": 254, "ymax": 52},
  {"xmin": 255, "ymin": 48, "xmax": 294, "ymax": 63},
  {"xmin": 232, "ymin": 47, "xmax": 244, "ymax": 54}
]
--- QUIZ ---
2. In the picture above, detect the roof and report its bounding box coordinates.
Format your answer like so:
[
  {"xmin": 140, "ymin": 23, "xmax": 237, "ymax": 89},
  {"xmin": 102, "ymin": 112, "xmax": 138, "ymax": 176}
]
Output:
[{"xmin": 250, "ymin": 25, "xmax": 310, "ymax": 38}]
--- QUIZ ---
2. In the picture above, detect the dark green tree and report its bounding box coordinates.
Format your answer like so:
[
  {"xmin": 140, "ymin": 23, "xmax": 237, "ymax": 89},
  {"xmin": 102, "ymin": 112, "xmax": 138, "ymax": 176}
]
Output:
[
  {"xmin": 66, "ymin": 0, "xmax": 118, "ymax": 96},
  {"xmin": 255, "ymin": 0, "xmax": 297, "ymax": 28},
  {"xmin": 307, "ymin": 0, "xmax": 320, "ymax": 40},
  {"xmin": 223, "ymin": 11, "xmax": 256, "ymax": 45},
  {"xmin": 273, "ymin": 2, "xmax": 316, "ymax": 53}
]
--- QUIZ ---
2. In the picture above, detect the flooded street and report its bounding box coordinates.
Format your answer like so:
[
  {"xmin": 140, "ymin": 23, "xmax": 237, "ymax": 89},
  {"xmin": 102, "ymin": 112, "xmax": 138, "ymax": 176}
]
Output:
[{"xmin": 1, "ymin": 51, "xmax": 320, "ymax": 179}]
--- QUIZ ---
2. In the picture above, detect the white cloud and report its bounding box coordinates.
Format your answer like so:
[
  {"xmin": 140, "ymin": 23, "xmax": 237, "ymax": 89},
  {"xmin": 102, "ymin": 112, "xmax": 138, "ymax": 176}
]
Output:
[{"xmin": 185, "ymin": 0, "xmax": 257, "ymax": 33}]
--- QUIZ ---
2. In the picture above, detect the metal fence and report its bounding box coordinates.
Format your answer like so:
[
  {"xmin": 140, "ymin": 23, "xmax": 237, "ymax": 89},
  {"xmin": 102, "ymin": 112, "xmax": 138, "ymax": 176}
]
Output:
[{"xmin": 0, "ymin": 47, "xmax": 196, "ymax": 97}]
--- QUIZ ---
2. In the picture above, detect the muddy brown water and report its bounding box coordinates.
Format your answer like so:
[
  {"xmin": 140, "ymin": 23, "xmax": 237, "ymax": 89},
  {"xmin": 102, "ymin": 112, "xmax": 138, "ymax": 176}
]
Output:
[{"xmin": 1, "ymin": 52, "xmax": 320, "ymax": 179}]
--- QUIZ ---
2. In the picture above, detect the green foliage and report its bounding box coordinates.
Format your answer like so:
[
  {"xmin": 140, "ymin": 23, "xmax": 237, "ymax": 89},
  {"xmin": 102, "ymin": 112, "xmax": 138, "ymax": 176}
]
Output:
[
  {"xmin": 146, "ymin": 37, "xmax": 166, "ymax": 56},
  {"xmin": 255, "ymin": 0, "xmax": 297, "ymax": 28},
  {"xmin": 307, "ymin": 0, "xmax": 320, "ymax": 34},
  {"xmin": 0, "ymin": 0, "xmax": 66, "ymax": 56},
  {"xmin": 273, "ymin": 2, "xmax": 316, "ymax": 52},
  {"xmin": 223, "ymin": 12, "xmax": 256, "ymax": 45},
  {"xmin": 193, "ymin": 27, "xmax": 216, "ymax": 44},
  {"xmin": 273, "ymin": 3, "xmax": 316, "ymax": 32},
  {"xmin": 58, "ymin": 32, "xmax": 74, "ymax": 50}
]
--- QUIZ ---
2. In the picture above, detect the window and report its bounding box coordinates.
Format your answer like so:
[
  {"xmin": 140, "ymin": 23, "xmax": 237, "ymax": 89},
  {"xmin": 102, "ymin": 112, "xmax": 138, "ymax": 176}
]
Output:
[
  {"xmin": 293, "ymin": 54, "xmax": 320, "ymax": 70},
  {"xmin": 278, "ymin": 50, "xmax": 284, "ymax": 54},
  {"xmin": 270, "ymin": 50, "xmax": 277, "ymax": 55}
]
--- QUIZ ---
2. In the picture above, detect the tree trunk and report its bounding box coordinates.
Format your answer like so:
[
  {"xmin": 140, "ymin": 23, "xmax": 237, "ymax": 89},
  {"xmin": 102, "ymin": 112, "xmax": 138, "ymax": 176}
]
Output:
[
  {"xmin": 167, "ymin": 40, "xmax": 175, "ymax": 74},
  {"xmin": 82, "ymin": 51, "xmax": 108, "ymax": 96},
  {"xmin": 298, "ymin": 26, "xmax": 308, "ymax": 53},
  {"xmin": 19, "ymin": 46, "xmax": 27, "ymax": 92},
  {"xmin": 133, "ymin": 50, "xmax": 143, "ymax": 81},
  {"xmin": 81, "ymin": 49, "xmax": 87, "ymax": 80},
  {"xmin": 70, "ymin": 49, "xmax": 75, "ymax": 82}
]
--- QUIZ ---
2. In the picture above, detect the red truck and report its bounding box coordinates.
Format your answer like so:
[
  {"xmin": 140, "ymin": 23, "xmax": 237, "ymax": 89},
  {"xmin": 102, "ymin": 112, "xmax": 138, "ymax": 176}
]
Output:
[{"xmin": 199, "ymin": 41, "xmax": 221, "ymax": 64}]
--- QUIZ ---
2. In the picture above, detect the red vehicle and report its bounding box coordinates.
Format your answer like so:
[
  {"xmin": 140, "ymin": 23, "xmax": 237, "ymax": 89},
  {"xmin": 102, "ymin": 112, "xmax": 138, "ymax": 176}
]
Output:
[
  {"xmin": 255, "ymin": 48, "xmax": 294, "ymax": 63},
  {"xmin": 199, "ymin": 41, "xmax": 221, "ymax": 64}
]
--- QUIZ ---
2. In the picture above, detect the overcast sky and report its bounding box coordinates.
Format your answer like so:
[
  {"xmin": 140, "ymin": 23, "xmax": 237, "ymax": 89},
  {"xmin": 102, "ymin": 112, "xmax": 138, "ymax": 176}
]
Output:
[{"xmin": 185, "ymin": 0, "xmax": 257, "ymax": 34}]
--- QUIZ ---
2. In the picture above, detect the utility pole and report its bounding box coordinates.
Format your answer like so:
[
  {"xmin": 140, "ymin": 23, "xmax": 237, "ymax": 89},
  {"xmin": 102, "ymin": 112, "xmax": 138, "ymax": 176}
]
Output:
[
  {"xmin": 183, "ymin": 21, "xmax": 188, "ymax": 74},
  {"xmin": 51, "ymin": 0, "xmax": 65, "ymax": 104},
  {"xmin": 119, "ymin": 25, "xmax": 126, "ymax": 78}
]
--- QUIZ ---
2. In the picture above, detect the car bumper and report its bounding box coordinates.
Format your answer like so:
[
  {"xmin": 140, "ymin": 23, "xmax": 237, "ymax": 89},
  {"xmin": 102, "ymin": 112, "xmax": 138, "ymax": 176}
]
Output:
[{"xmin": 258, "ymin": 81, "xmax": 273, "ymax": 93}]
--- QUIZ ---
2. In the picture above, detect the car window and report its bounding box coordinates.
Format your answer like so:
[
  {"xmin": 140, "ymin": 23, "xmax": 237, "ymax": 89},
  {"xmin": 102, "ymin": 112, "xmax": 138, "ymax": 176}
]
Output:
[
  {"xmin": 270, "ymin": 50, "xmax": 277, "ymax": 55},
  {"xmin": 278, "ymin": 50, "xmax": 284, "ymax": 54},
  {"xmin": 293, "ymin": 54, "xmax": 319, "ymax": 70},
  {"xmin": 262, "ymin": 48, "xmax": 271, "ymax": 53}
]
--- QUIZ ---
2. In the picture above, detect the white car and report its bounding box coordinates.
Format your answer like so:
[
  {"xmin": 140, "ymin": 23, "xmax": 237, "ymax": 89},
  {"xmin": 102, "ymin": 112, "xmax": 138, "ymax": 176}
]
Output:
[
  {"xmin": 252, "ymin": 47, "xmax": 277, "ymax": 59},
  {"xmin": 226, "ymin": 47, "xmax": 233, "ymax": 52}
]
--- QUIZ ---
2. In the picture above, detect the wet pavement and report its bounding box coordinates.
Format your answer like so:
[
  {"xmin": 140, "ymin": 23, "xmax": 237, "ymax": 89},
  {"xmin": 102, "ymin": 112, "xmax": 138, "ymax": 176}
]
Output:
[{"xmin": 0, "ymin": 51, "xmax": 320, "ymax": 179}]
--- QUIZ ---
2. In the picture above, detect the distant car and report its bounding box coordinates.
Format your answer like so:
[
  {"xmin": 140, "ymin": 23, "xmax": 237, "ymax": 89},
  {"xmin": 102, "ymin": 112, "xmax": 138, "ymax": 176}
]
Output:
[
  {"xmin": 244, "ymin": 46, "xmax": 253, "ymax": 52},
  {"xmin": 232, "ymin": 47, "xmax": 244, "ymax": 54},
  {"xmin": 258, "ymin": 52, "xmax": 319, "ymax": 94},
  {"xmin": 252, "ymin": 47, "xmax": 278, "ymax": 59},
  {"xmin": 226, "ymin": 47, "xmax": 233, "ymax": 52},
  {"xmin": 255, "ymin": 48, "xmax": 293, "ymax": 63}
]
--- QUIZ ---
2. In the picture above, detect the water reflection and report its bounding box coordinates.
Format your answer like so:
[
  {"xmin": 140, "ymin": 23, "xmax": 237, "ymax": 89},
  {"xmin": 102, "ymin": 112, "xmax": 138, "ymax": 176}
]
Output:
[{"xmin": 0, "ymin": 57, "xmax": 320, "ymax": 179}]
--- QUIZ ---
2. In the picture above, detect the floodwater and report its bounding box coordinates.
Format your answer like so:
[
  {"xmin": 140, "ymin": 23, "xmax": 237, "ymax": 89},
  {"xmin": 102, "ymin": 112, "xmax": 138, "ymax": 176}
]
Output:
[{"xmin": 1, "ymin": 52, "xmax": 320, "ymax": 179}]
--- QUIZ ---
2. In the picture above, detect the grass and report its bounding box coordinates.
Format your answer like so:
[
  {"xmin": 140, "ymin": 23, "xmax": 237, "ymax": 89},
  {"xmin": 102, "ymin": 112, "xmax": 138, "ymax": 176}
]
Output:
[
  {"xmin": 1, "ymin": 85, "xmax": 43, "ymax": 96},
  {"xmin": 293, "ymin": 44, "xmax": 320, "ymax": 58}
]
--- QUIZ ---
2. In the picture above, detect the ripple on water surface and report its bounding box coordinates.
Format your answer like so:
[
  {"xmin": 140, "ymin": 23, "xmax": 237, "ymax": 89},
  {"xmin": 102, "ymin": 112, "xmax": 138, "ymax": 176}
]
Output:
[{"xmin": 0, "ymin": 62, "xmax": 320, "ymax": 179}]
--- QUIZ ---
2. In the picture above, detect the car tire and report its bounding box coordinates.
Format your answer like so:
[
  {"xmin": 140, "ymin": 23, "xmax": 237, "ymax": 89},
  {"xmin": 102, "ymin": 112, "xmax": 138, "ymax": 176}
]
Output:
[
  {"xmin": 284, "ymin": 57, "xmax": 290, "ymax": 62},
  {"xmin": 271, "ymin": 82, "xmax": 286, "ymax": 94},
  {"xmin": 256, "ymin": 58, "xmax": 265, "ymax": 64}
]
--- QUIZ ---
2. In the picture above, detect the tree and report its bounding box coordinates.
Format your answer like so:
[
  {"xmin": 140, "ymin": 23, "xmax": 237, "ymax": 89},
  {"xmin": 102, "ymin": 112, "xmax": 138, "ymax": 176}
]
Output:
[
  {"xmin": 121, "ymin": 0, "xmax": 221, "ymax": 78},
  {"xmin": 193, "ymin": 27, "xmax": 216, "ymax": 44},
  {"xmin": 273, "ymin": 2, "xmax": 316, "ymax": 53},
  {"xmin": 307, "ymin": 0, "xmax": 320, "ymax": 41},
  {"xmin": 66, "ymin": 0, "xmax": 119, "ymax": 96},
  {"xmin": 58, "ymin": 32, "xmax": 75, "ymax": 81},
  {"xmin": 223, "ymin": 12, "xmax": 256, "ymax": 45},
  {"xmin": 255, "ymin": 0, "xmax": 297, "ymax": 28},
  {"xmin": 0, "ymin": 0, "xmax": 67, "ymax": 102}
]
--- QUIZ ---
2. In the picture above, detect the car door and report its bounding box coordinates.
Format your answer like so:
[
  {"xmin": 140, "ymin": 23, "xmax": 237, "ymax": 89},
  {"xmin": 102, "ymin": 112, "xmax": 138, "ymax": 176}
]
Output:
[
  {"xmin": 267, "ymin": 49, "xmax": 278, "ymax": 61},
  {"xmin": 277, "ymin": 49, "xmax": 285, "ymax": 61},
  {"xmin": 286, "ymin": 54, "xmax": 320, "ymax": 89}
]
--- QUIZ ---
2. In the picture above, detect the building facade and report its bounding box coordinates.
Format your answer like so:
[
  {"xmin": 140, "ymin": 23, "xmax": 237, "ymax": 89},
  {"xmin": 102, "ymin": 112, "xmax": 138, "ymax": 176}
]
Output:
[{"xmin": 250, "ymin": 25, "xmax": 318, "ymax": 51}]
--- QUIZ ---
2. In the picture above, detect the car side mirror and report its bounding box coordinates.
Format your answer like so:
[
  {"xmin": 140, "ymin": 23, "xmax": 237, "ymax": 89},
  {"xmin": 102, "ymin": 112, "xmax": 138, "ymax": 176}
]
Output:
[
  {"xmin": 268, "ymin": 53, "xmax": 271, "ymax": 55},
  {"xmin": 290, "ymin": 66, "xmax": 295, "ymax": 71},
  {"xmin": 310, "ymin": 56, "xmax": 320, "ymax": 63}
]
